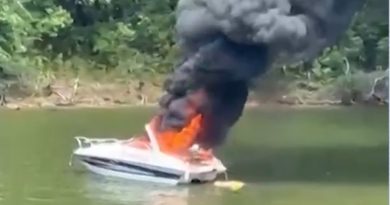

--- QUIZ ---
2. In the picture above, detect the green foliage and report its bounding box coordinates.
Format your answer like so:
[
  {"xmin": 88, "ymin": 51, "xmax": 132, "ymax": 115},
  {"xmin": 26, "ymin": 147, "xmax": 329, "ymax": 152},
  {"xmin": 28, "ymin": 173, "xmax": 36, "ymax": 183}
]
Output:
[
  {"xmin": 0, "ymin": 0, "xmax": 387, "ymax": 87},
  {"xmin": 0, "ymin": 0, "xmax": 72, "ymax": 60},
  {"xmin": 43, "ymin": 0, "xmax": 177, "ymax": 74},
  {"xmin": 283, "ymin": 0, "xmax": 388, "ymax": 83},
  {"xmin": 0, "ymin": 0, "xmax": 178, "ymax": 79}
]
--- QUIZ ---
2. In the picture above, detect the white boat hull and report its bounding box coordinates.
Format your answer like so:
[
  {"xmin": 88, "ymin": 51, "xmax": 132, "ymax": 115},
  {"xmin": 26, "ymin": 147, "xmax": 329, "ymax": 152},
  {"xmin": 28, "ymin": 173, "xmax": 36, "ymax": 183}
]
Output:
[
  {"xmin": 71, "ymin": 135, "xmax": 227, "ymax": 185},
  {"xmin": 82, "ymin": 161, "xmax": 181, "ymax": 185}
]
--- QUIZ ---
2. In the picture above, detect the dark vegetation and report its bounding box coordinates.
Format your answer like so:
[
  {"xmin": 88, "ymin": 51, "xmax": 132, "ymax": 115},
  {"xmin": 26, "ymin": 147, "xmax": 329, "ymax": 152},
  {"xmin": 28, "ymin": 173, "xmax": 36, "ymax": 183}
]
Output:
[{"xmin": 0, "ymin": 0, "xmax": 388, "ymax": 106}]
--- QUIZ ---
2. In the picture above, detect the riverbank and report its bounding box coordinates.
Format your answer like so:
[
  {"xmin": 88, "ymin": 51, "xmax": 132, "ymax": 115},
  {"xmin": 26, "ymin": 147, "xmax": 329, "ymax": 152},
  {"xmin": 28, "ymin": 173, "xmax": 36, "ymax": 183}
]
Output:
[
  {"xmin": 1, "ymin": 100, "xmax": 355, "ymax": 111},
  {"xmin": 0, "ymin": 68, "xmax": 388, "ymax": 110},
  {"xmin": 1, "ymin": 74, "xmax": 387, "ymax": 110}
]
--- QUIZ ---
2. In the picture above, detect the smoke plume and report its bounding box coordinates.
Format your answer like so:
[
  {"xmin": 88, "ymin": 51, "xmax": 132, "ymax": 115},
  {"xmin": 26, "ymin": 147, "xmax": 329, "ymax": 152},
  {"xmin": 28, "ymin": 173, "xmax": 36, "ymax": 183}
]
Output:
[{"xmin": 156, "ymin": 0, "xmax": 365, "ymax": 149}]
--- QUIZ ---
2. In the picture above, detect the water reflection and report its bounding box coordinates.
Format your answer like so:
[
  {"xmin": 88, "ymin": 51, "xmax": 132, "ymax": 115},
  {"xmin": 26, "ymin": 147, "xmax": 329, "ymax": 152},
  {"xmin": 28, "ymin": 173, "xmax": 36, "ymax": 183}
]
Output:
[
  {"xmin": 83, "ymin": 175, "xmax": 190, "ymax": 205},
  {"xmin": 0, "ymin": 107, "xmax": 386, "ymax": 205}
]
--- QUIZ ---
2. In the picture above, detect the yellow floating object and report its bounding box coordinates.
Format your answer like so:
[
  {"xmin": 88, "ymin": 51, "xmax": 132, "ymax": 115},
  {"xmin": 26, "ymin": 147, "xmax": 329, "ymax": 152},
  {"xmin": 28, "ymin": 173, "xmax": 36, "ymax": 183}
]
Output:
[{"xmin": 213, "ymin": 180, "xmax": 245, "ymax": 192}]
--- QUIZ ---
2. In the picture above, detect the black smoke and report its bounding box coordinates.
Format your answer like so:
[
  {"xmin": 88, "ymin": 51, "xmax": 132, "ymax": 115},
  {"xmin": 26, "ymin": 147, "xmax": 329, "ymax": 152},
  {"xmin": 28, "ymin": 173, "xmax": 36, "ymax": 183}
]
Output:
[{"xmin": 156, "ymin": 0, "xmax": 366, "ymax": 148}]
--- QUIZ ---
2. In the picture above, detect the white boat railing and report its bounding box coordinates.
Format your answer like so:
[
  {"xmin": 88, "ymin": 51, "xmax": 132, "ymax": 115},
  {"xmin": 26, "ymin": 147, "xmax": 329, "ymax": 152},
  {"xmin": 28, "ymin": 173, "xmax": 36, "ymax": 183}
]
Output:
[{"xmin": 74, "ymin": 136, "xmax": 121, "ymax": 148}]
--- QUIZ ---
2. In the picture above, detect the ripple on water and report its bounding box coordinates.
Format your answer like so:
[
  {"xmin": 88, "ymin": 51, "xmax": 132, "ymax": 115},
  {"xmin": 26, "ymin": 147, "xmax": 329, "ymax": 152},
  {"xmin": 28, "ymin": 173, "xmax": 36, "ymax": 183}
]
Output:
[
  {"xmin": 82, "ymin": 176, "xmax": 190, "ymax": 205},
  {"xmin": 22, "ymin": 186, "xmax": 54, "ymax": 204},
  {"xmin": 25, "ymin": 196, "xmax": 53, "ymax": 203},
  {"xmin": 0, "ymin": 182, "xmax": 4, "ymax": 201}
]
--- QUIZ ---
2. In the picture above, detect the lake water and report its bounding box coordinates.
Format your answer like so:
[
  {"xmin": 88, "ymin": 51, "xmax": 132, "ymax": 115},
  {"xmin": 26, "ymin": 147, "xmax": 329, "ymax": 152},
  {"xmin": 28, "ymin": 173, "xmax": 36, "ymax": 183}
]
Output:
[{"xmin": 0, "ymin": 106, "xmax": 388, "ymax": 205}]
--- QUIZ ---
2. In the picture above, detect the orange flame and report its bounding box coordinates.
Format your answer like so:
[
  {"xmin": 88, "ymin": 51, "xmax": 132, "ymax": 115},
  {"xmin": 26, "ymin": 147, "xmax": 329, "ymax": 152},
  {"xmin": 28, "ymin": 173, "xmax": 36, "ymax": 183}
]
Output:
[
  {"xmin": 127, "ymin": 89, "xmax": 213, "ymax": 159},
  {"xmin": 149, "ymin": 114, "xmax": 203, "ymax": 154}
]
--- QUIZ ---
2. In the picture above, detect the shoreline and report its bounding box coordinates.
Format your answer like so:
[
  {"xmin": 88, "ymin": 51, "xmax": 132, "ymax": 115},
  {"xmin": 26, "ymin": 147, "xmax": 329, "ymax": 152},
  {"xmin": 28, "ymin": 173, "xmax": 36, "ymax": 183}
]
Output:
[
  {"xmin": 1, "ymin": 76, "xmax": 387, "ymax": 111},
  {"xmin": 2, "ymin": 99, "xmax": 385, "ymax": 111}
]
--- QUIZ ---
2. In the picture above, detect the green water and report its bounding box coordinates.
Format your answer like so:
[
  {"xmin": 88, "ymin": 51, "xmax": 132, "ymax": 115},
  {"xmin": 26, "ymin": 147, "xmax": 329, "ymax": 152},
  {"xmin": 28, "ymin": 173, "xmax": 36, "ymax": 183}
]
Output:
[{"xmin": 0, "ymin": 107, "xmax": 388, "ymax": 205}]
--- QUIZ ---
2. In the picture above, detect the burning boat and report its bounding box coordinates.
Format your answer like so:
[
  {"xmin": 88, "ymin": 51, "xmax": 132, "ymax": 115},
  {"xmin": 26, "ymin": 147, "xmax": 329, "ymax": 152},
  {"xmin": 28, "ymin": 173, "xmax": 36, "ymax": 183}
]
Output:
[
  {"xmin": 71, "ymin": 114, "xmax": 227, "ymax": 185},
  {"xmin": 71, "ymin": 0, "xmax": 364, "ymax": 186}
]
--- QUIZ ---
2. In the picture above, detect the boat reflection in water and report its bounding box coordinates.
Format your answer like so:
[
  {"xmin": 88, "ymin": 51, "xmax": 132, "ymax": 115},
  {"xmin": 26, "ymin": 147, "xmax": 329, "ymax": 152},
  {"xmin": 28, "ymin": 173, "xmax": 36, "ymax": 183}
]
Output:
[{"xmin": 83, "ymin": 175, "xmax": 190, "ymax": 205}]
